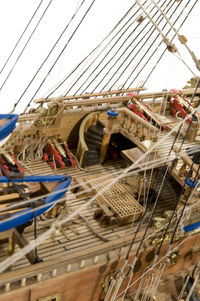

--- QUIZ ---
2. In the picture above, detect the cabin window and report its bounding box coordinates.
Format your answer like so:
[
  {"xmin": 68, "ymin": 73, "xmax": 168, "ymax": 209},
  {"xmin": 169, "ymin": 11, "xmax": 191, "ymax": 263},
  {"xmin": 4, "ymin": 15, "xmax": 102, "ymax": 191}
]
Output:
[{"xmin": 38, "ymin": 294, "xmax": 61, "ymax": 301}]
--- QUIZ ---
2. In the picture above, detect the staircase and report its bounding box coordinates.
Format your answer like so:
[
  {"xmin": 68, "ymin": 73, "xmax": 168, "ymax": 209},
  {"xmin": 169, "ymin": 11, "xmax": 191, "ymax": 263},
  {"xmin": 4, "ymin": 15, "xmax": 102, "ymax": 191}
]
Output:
[{"xmin": 82, "ymin": 123, "xmax": 104, "ymax": 166}]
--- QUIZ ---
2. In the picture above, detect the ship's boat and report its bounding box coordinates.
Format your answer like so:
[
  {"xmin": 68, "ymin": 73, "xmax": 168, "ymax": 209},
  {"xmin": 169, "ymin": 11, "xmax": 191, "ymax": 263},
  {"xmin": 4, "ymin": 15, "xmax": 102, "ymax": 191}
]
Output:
[{"xmin": 0, "ymin": 1, "xmax": 200, "ymax": 301}]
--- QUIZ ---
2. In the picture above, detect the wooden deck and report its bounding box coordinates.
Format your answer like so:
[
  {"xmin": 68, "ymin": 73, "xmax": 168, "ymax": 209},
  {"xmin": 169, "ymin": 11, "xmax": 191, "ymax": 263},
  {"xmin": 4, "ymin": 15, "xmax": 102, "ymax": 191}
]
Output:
[
  {"xmin": 1, "ymin": 113, "xmax": 200, "ymax": 274},
  {"xmin": 0, "ymin": 156, "xmax": 179, "ymax": 274}
]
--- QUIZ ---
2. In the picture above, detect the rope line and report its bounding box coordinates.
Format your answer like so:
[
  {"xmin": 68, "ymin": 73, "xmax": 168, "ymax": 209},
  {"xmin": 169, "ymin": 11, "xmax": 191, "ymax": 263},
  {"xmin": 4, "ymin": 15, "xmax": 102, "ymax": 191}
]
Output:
[
  {"xmin": 24, "ymin": 0, "xmax": 97, "ymax": 112},
  {"xmin": 0, "ymin": 0, "xmax": 53, "ymax": 92},
  {"xmin": 13, "ymin": 0, "xmax": 87, "ymax": 112},
  {"xmin": 0, "ymin": 0, "xmax": 44, "ymax": 75}
]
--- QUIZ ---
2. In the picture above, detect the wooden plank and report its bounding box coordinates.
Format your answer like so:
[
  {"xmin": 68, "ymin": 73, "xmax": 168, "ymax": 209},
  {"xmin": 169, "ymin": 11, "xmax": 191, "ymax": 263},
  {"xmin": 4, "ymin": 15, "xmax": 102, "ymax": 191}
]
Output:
[
  {"xmin": 34, "ymin": 87, "xmax": 200, "ymax": 104},
  {"xmin": 0, "ymin": 229, "xmax": 13, "ymax": 240},
  {"xmin": 34, "ymin": 87, "xmax": 146, "ymax": 103},
  {"xmin": 13, "ymin": 229, "xmax": 38, "ymax": 265},
  {"xmin": 0, "ymin": 193, "xmax": 19, "ymax": 202},
  {"xmin": 121, "ymin": 147, "xmax": 161, "ymax": 170}
]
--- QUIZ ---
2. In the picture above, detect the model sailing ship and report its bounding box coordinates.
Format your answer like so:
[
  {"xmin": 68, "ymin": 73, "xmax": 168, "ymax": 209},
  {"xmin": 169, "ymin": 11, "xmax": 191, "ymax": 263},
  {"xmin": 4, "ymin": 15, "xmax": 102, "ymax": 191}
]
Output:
[{"xmin": 0, "ymin": 0, "xmax": 200, "ymax": 300}]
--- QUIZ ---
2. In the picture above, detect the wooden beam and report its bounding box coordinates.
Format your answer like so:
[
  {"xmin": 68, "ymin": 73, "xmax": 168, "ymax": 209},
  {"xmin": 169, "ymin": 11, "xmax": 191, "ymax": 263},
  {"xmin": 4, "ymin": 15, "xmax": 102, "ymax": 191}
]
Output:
[
  {"xmin": 13, "ymin": 229, "xmax": 38, "ymax": 265},
  {"xmin": 34, "ymin": 87, "xmax": 146, "ymax": 104},
  {"xmin": 34, "ymin": 87, "xmax": 200, "ymax": 104}
]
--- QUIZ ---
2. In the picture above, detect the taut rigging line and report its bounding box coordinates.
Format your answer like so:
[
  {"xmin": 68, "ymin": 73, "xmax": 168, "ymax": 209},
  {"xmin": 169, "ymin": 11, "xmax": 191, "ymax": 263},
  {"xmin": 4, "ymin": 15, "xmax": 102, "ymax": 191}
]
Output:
[
  {"xmin": 102, "ymin": 0, "xmax": 177, "ymax": 93},
  {"xmin": 141, "ymin": 0, "xmax": 199, "ymax": 89},
  {"xmin": 83, "ymin": 0, "xmax": 169, "ymax": 94},
  {"xmin": 70, "ymin": 0, "xmax": 143, "ymax": 95},
  {"xmin": 13, "ymin": 0, "xmax": 87, "ymax": 113},
  {"xmin": 23, "ymin": 0, "xmax": 97, "ymax": 113},
  {"xmin": 104, "ymin": 79, "xmax": 200, "ymax": 300},
  {"xmin": 135, "ymin": 0, "xmax": 199, "ymax": 74},
  {"xmin": 0, "ymin": 0, "xmax": 53, "ymax": 92},
  {"xmin": 99, "ymin": 0, "xmax": 192, "ymax": 92},
  {"xmin": 0, "ymin": 0, "xmax": 44, "ymax": 75},
  {"xmin": 151, "ymin": 0, "xmax": 200, "ymax": 71},
  {"xmin": 126, "ymin": 0, "xmax": 193, "ymax": 89},
  {"xmin": 45, "ymin": 0, "xmax": 194, "ymax": 97},
  {"xmin": 61, "ymin": 0, "xmax": 142, "ymax": 96}
]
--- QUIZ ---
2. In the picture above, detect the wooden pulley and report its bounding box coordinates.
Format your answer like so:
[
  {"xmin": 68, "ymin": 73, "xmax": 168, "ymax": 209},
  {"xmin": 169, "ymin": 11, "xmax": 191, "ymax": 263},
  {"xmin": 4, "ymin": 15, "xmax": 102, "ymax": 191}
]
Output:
[
  {"xmin": 178, "ymin": 34, "xmax": 187, "ymax": 44},
  {"xmin": 167, "ymin": 43, "xmax": 178, "ymax": 53},
  {"xmin": 136, "ymin": 14, "xmax": 145, "ymax": 23}
]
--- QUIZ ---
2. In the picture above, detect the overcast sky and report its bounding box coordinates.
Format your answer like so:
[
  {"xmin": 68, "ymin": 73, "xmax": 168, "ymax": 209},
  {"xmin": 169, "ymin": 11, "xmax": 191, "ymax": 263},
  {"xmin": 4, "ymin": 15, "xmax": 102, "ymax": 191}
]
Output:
[{"xmin": 0, "ymin": 0, "xmax": 199, "ymax": 113}]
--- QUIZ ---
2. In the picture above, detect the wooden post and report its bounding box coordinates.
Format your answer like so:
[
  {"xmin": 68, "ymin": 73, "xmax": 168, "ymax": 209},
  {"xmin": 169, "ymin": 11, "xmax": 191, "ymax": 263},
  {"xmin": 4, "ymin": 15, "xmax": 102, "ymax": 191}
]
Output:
[
  {"xmin": 13, "ymin": 229, "xmax": 38, "ymax": 265},
  {"xmin": 187, "ymin": 120, "xmax": 199, "ymax": 142},
  {"xmin": 100, "ymin": 109, "xmax": 119, "ymax": 164},
  {"xmin": 100, "ymin": 133, "xmax": 111, "ymax": 164}
]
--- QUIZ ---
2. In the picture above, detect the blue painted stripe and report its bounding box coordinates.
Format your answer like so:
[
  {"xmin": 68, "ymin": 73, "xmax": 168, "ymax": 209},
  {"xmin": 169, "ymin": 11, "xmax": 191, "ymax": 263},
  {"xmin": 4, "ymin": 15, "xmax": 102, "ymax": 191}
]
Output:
[
  {"xmin": 0, "ymin": 114, "xmax": 18, "ymax": 140},
  {"xmin": 184, "ymin": 221, "xmax": 200, "ymax": 232},
  {"xmin": 0, "ymin": 176, "xmax": 72, "ymax": 232},
  {"xmin": 0, "ymin": 175, "xmax": 67, "ymax": 183}
]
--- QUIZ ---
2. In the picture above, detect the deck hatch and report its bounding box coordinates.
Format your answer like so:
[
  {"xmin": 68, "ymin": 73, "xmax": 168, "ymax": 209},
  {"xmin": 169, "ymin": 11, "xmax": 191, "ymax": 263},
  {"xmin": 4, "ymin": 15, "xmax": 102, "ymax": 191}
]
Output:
[{"xmin": 79, "ymin": 173, "xmax": 144, "ymax": 221}]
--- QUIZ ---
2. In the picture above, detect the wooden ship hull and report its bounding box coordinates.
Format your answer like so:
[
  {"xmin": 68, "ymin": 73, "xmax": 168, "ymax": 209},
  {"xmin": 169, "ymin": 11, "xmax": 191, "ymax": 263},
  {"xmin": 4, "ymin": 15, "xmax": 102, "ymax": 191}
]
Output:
[
  {"xmin": 0, "ymin": 86, "xmax": 200, "ymax": 300},
  {"xmin": 0, "ymin": 0, "xmax": 200, "ymax": 299}
]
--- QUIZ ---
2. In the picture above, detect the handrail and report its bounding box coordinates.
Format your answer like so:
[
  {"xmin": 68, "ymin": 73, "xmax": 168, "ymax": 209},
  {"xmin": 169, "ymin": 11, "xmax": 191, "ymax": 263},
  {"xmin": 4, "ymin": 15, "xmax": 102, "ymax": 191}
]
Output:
[
  {"xmin": 18, "ymin": 87, "xmax": 200, "ymax": 123},
  {"xmin": 34, "ymin": 87, "xmax": 200, "ymax": 104},
  {"xmin": 34, "ymin": 87, "xmax": 146, "ymax": 104},
  {"xmin": 173, "ymin": 145, "xmax": 200, "ymax": 178},
  {"xmin": 118, "ymin": 107, "xmax": 157, "ymax": 131},
  {"xmin": 76, "ymin": 111, "xmax": 100, "ymax": 166}
]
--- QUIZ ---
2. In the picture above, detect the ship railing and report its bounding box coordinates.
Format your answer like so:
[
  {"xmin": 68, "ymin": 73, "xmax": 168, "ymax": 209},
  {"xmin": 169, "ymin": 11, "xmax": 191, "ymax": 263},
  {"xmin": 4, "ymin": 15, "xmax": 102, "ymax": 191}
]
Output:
[
  {"xmin": 0, "ymin": 230, "xmax": 200, "ymax": 295},
  {"xmin": 171, "ymin": 144, "xmax": 200, "ymax": 188},
  {"xmin": 117, "ymin": 107, "xmax": 159, "ymax": 152},
  {"xmin": 76, "ymin": 111, "xmax": 100, "ymax": 166}
]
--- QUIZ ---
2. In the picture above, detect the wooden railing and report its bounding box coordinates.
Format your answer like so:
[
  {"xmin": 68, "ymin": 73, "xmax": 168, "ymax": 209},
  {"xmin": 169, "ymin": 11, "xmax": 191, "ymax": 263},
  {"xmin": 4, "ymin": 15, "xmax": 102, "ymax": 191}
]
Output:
[
  {"xmin": 17, "ymin": 87, "xmax": 200, "ymax": 123},
  {"xmin": 76, "ymin": 111, "xmax": 100, "ymax": 166},
  {"xmin": 0, "ymin": 232, "xmax": 199, "ymax": 296},
  {"xmin": 172, "ymin": 144, "xmax": 200, "ymax": 186},
  {"xmin": 118, "ymin": 108, "xmax": 159, "ymax": 152}
]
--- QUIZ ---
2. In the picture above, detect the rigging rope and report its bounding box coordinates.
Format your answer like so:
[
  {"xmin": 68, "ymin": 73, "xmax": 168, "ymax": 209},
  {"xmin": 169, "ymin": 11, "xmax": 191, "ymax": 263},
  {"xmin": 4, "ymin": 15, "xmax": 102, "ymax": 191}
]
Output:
[
  {"xmin": 85, "ymin": 0, "xmax": 165, "ymax": 94},
  {"xmin": 13, "ymin": 0, "xmax": 87, "ymax": 112},
  {"xmin": 0, "ymin": 0, "xmax": 44, "ymax": 75},
  {"xmin": 39, "ymin": 0, "xmax": 195, "ymax": 98},
  {"xmin": 141, "ymin": 0, "xmax": 199, "ymax": 88},
  {"xmin": 151, "ymin": 0, "xmax": 200, "ymax": 71},
  {"xmin": 124, "ymin": 0, "xmax": 184, "ymax": 88},
  {"xmin": 71, "ymin": 1, "xmax": 150, "ymax": 95},
  {"xmin": 102, "ymin": 0, "xmax": 175, "ymax": 92},
  {"xmin": 23, "ymin": 0, "xmax": 97, "ymax": 113},
  {"xmin": 48, "ymin": 1, "xmax": 142, "ymax": 97},
  {"xmin": 0, "ymin": 0, "xmax": 53, "ymax": 92}
]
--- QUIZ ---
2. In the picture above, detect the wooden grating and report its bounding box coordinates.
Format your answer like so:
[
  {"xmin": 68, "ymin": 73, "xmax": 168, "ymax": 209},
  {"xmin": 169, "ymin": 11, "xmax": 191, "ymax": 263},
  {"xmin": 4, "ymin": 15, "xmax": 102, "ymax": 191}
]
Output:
[{"xmin": 83, "ymin": 173, "xmax": 144, "ymax": 221}]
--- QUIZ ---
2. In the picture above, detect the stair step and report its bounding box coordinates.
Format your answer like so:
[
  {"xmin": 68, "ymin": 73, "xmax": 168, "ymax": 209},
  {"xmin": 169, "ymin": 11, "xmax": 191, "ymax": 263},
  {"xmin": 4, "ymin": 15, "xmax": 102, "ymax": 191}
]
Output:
[
  {"xmin": 84, "ymin": 155, "xmax": 100, "ymax": 161},
  {"xmin": 86, "ymin": 149, "xmax": 100, "ymax": 155},
  {"xmin": 85, "ymin": 137, "xmax": 102, "ymax": 147},
  {"xmin": 84, "ymin": 131, "xmax": 103, "ymax": 143},
  {"xmin": 87, "ymin": 125, "xmax": 104, "ymax": 137},
  {"xmin": 82, "ymin": 123, "xmax": 104, "ymax": 166}
]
